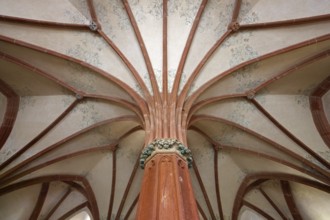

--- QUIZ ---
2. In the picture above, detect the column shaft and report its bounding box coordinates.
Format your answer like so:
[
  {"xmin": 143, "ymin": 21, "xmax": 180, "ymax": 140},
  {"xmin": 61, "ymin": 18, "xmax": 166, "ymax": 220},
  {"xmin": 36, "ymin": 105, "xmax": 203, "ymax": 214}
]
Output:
[{"xmin": 136, "ymin": 153, "xmax": 199, "ymax": 220}]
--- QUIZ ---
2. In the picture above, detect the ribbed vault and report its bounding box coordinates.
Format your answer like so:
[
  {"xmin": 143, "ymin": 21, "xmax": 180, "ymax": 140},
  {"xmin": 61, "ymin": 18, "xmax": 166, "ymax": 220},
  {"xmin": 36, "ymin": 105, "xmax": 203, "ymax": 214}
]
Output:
[{"xmin": 0, "ymin": 0, "xmax": 330, "ymax": 219}]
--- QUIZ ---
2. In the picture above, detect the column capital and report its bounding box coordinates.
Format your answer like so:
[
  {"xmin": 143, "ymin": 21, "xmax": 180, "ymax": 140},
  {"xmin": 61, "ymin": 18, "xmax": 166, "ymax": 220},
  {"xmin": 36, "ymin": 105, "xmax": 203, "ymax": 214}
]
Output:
[{"xmin": 140, "ymin": 138, "xmax": 193, "ymax": 169}]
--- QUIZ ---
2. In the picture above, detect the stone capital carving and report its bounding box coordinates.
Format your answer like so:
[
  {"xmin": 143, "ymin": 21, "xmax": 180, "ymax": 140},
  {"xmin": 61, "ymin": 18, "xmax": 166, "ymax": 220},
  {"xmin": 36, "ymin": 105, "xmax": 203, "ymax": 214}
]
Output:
[
  {"xmin": 140, "ymin": 139, "xmax": 193, "ymax": 169},
  {"xmin": 89, "ymin": 21, "xmax": 98, "ymax": 31},
  {"xmin": 228, "ymin": 21, "xmax": 240, "ymax": 32}
]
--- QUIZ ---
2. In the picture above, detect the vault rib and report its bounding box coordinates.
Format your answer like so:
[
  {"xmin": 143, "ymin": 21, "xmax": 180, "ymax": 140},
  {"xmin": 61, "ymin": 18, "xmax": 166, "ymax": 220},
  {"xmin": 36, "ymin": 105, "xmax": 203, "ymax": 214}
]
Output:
[
  {"xmin": 0, "ymin": 79, "xmax": 19, "ymax": 151},
  {"xmin": 185, "ymin": 34, "xmax": 330, "ymax": 113},
  {"xmin": 57, "ymin": 201, "xmax": 89, "ymax": 220},
  {"xmin": 178, "ymin": 0, "xmax": 244, "ymax": 139},
  {"xmin": 213, "ymin": 146, "xmax": 224, "ymax": 219},
  {"xmin": 251, "ymin": 98, "xmax": 330, "ymax": 169},
  {"xmin": 189, "ymin": 48, "xmax": 330, "ymax": 117},
  {"xmin": 115, "ymin": 153, "xmax": 141, "ymax": 220},
  {"xmin": 43, "ymin": 188, "xmax": 72, "ymax": 220},
  {"xmin": 310, "ymin": 75, "xmax": 330, "ymax": 148},
  {"xmin": 0, "ymin": 14, "xmax": 89, "ymax": 29},
  {"xmin": 107, "ymin": 147, "xmax": 116, "ymax": 218},
  {"xmin": 196, "ymin": 199, "xmax": 208, "ymax": 220},
  {"xmin": 97, "ymin": 30, "xmax": 152, "ymax": 101},
  {"xmin": 170, "ymin": 0, "xmax": 208, "ymax": 100},
  {"xmin": 190, "ymin": 126, "xmax": 330, "ymax": 184},
  {"xmin": 0, "ymin": 52, "xmax": 145, "ymax": 117},
  {"xmin": 86, "ymin": 0, "xmax": 98, "ymax": 23},
  {"xmin": 162, "ymin": 0, "xmax": 169, "ymax": 138},
  {"xmin": 87, "ymin": 0, "xmax": 152, "ymax": 101},
  {"xmin": 192, "ymin": 161, "xmax": 216, "ymax": 219},
  {"xmin": 281, "ymin": 180, "xmax": 303, "ymax": 220},
  {"xmin": 0, "ymin": 144, "xmax": 117, "ymax": 186},
  {"xmin": 231, "ymin": 0, "xmax": 242, "ymax": 23},
  {"xmin": 0, "ymin": 175, "xmax": 99, "ymax": 219},
  {"xmin": 178, "ymin": 31, "xmax": 232, "ymax": 134},
  {"xmin": 190, "ymin": 115, "xmax": 330, "ymax": 179},
  {"xmin": 123, "ymin": 193, "xmax": 139, "ymax": 220},
  {"xmin": 29, "ymin": 182, "xmax": 49, "ymax": 220},
  {"xmin": 0, "ymin": 99, "xmax": 79, "ymax": 171},
  {"xmin": 242, "ymin": 200, "xmax": 275, "ymax": 220},
  {"xmin": 259, "ymin": 187, "xmax": 287, "ymax": 220},
  {"xmin": 240, "ymin": 14, "xmax": 330, "ymax": 30},
  {"xmin": 0, "ymin": 116, "xmax": 140, "ymax": 181},
  {"xmin": 122, "ymin": 0, "xmax": 161, "ymax": 102},
  {"xmin": 0, "ymin": 35, "xmax": 148, "ymax": 115},
  {"xmin": 170, "ymin": 0, "xmax": 208, "ymax": 141},
  {"xmin": 232, "ymin": 173, "xmax": 330, "ymax": 220}
]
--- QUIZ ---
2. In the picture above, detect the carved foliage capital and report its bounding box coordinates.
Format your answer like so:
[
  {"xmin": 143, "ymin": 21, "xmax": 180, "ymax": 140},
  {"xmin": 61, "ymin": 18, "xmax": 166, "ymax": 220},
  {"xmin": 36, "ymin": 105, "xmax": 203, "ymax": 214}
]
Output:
[{"xmin": 140, "ymin": 139, "xmax": 193, "ymax": 169}]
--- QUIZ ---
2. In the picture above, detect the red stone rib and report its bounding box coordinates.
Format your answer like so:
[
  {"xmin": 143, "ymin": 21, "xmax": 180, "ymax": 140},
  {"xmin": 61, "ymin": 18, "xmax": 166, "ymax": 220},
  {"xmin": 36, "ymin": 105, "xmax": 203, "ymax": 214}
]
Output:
[
  {"xmin": 310, "ymin": 76, "xmax": 330, "ymax": 148},
  {"xmin": 0, "ymin": 79, "xmax": 19, "ymax": 150},
  {"xmin": 281, "ymin": 181, "xmax": 303, "ymax": 220},
  {"xmin": 259, "ymin": 188, "xmax": 287, "ymax": 220},
  {"xmin": 0, "ymin": 15, "xmax": 89, "ymax": 29},
  {"xmin": 29, "ymin": 182, "xmax": 49, "ymax": 220},
  {"xmin": 44, "ymin": 188, "xmax": 72, "ymax": 220},
  {"xmin": 242, "ymin": 200, "xmax": 275, "ymax": 220},
  {"xmin": 240, "ymin": 14, "xmax": 330, "ymax": 30}
]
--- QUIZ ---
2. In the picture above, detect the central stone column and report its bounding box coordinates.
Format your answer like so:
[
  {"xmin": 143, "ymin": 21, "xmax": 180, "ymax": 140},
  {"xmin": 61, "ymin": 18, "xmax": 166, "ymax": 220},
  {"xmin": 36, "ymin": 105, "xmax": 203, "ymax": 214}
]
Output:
[{"xmin": 136, "ymin": 139, "xmax": 199, "ymax": 220}]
